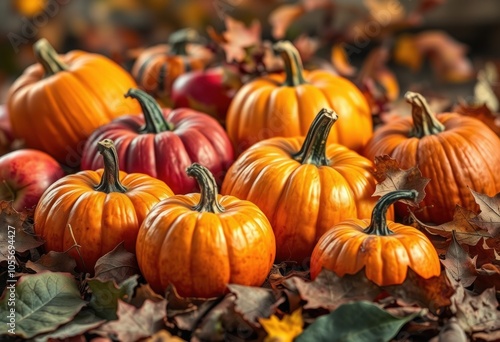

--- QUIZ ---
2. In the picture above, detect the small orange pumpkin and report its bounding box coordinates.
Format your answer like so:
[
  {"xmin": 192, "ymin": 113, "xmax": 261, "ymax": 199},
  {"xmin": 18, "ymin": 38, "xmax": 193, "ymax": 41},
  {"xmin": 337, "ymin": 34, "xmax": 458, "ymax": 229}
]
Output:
[
  {"xmin": 222, "ymin": 108, "xmax": 389, "ymax": 263},
  {"xmin": 7, "ymin": 39, "xmax": 140, "ymax": 165},
  {"xmin": 226, "ymin": 40, "xmax": 372, "ymax": 155},
  {"xmin": 34, "ymin": 139, "xmax": 173, "ymax": 273},
  {"xmin": 131, "ymin": 29, "xmax": 213, "ymax": 100},
  {"xmin": 136, "ymin": 163, "xmax": 276, "ymax": 298},
  {"xmin": 310, "ymin": 190, "xmax": 441, "ymax": 286}
]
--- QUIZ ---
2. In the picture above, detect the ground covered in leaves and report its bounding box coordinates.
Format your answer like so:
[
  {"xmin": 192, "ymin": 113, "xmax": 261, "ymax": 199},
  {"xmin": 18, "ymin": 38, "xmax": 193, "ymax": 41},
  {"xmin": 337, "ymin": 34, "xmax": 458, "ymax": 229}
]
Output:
[{"xmin": 1, "ymin": 156, "xmax": 499, "ymax": 342}]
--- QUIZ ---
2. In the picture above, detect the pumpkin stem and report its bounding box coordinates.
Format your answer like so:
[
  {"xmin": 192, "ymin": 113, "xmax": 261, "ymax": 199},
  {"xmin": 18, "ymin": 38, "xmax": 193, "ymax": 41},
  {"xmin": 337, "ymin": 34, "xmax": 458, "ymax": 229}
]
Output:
[
  {"xmin": 187, "ymin": 163, "xmax": 225, "ymax": 213},
  {"xmin": 292, "ymin": 108, "xmax": 337, "ymax": 166},
  {"xmin": 405, "ymin": 91, "xmax": 445, "ymax": 138},
  {"xmin": 33, "ymin": 38, "xmax": 69, "ymax": 77},
  {"xmin": 168, "ymin": 28, "xmax": 200, "ymax": 55},
  {"xmin": 364, "ymin": 190, "xmax": 418, "ymax": 235},
  {"xmin": 273, "ymin": 41, "xmax": 307, "ymax": 87},
  {"xmin": 125, "ymin": 88, "xmax": 174, "ymax": 133},
  {"xmin": 94, "ymin": 139, "xmax": 128, "ymax": 194}
]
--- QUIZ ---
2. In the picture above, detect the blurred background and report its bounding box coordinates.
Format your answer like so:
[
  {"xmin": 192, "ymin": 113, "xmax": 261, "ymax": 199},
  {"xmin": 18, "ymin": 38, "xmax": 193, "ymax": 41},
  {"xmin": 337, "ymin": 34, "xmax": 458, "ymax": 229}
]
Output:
[{"xmin": 1, "ymin": 0, "xmax": 500, "ymax": 103}]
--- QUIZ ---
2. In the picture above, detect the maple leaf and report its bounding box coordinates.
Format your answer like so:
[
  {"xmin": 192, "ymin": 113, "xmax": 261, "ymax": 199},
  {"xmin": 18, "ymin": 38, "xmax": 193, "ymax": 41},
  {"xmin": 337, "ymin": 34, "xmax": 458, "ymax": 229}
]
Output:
[
  {"xmin": 95, "ymin": 299, "xmax": 167, "ymax": 341},
  {"xmin": 451, "ymin": 285, "xmax": 500, "ymax": 333},
  {"xmin": 0, "ymin": 201, "xmax": 44, "ymax": 262},
  {"xmin": 470, "ymin": 189, "xmax": 500, "ymax": 237},
  {"xmin": 372, "ymin": 155, "xmax": 430, "ymax": 205},
  {"xmin": 287, "ymin": 268, "xmax": 380, "ymax": 312},
  {"xmin": 441, "ymin": 232, "xmax": 478, "ymax": 287},
  {"xmin": 220, "ymin": 16, "xmax": 262, "ymax": 63},
  {"xmin": 260, "ymin": 309, "xmax": 304, "ymax": 342},
  {"xmin": 410, "ymin": 205, "xmax": 491, "ymax": 246}
]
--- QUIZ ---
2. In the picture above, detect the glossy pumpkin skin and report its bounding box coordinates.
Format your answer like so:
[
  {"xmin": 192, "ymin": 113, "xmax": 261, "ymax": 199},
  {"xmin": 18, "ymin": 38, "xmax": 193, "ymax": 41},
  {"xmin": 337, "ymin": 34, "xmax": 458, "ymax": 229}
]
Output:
[
  {"xmin": 363, "ymin": 91, "xmax": 500, "ymax": 224},
  {"xmin": 81, "ymin": 89, "xmax": 234, "ymax": 194},
  {"xmin": 222, "ymin": 109, "xmax": 389, "ymax": 263},
  {"xmin": 136, "ymin": 164, "xmax": 276, "ymax": 298},
  {"xmin": 226, "ymin": 40, "xmax": 372, "ymax": 155},
  {"xmin": 7, "ymin": 39, "xmax": 140, "ymax": 165},
  {"xmin": 132, "ymin": 29, "xmax": 213, "ymax": 99},
  {"xmin": 310, "ymin": 190, "xmax": 441, "ymax": 286},
  {"xmin": 34, "ymin": 139, "xmax": 173, "ymax": 273}
]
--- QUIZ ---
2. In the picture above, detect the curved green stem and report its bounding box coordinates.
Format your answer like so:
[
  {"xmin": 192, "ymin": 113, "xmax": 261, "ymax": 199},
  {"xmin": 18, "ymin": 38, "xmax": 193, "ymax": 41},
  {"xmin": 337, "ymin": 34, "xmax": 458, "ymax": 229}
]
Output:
[
  {"xmin": 33, "ymin": 38, "xmax": 69, "ymax": 77},
  {"xmin": 405, "ymin": 91, "xmax": 445, "ymax": 138},
  {"xmin": 94, "ymin": 139, "xmax": 127, "ymax": 193},
  {"xmin": 364, "ymin": 190, "xmax": 418, "ymax": 235},
  {"xmin": 125, "ymin": 88, "xmax": 174, "ymax": 133},
  {"xmin": 292, "ymin": 108, "xmax": 337, "ymax": 166},
  {"xmin": 168, "ymin": 28, "xmax": 200, "ymax": 55},
  {"xmin": 187, "ymin": 163, "xmax": 224, "ymax": 213},
  {"xmin": 273, "ymin": 40, "xmax": 307, "ymax": 86}
]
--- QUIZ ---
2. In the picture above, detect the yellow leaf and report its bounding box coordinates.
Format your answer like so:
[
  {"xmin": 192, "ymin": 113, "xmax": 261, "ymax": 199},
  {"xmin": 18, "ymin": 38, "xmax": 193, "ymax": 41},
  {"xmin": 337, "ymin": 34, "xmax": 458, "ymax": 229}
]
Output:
[{"xmin": 260, "ymin": 309, "xmax": 304, "ymax": 342}]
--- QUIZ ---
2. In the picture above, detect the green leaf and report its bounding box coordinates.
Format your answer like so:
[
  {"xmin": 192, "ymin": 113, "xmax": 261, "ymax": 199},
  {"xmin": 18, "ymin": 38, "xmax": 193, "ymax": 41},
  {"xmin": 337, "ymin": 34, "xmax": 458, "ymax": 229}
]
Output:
[
  {"xmin": 0, "ymin": 272, "xmax": 86, "ymax": 339},
  {"xmin": 296, "ymin": 301, "xmax": 419, "ymax": 342},
  {"xmin": 33, "ymin": 309, "xmax": 105, "ymax": 342},
  {"xmin": 88, "ymin": 275, "xmax": 138, "ymax": 320}
]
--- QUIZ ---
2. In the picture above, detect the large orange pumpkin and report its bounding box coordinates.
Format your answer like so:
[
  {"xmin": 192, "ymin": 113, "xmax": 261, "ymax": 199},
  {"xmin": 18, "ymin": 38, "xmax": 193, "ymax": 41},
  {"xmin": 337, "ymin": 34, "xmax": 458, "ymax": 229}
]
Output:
[
  {"xmin": 363, "ymin": 91, "xmax": 500, "ymax": 224},
  {"xmin": 7, "ymin": 39, "xmax": 140, "ymax": 165},
  {"xmin": 34, "ymin": 139, "xmax": 173, "ymax": 273},
  {"xmin": 131, "ymin": 28, "xmax": 213, "ymax": 101},
  {"xmin": 226, "ymin": 40, "xmax": 372, "ymax": 155},
  {"xmin": 310, "ymin": 190, "xmax": 441, "ymax": 286},
  {"xmin": 222, "ymin": 108, "xmax": 388, "ymax": 263},
  {"xmin": 136, "ymin": 163, "xmax": 276, "ymax": 298}
]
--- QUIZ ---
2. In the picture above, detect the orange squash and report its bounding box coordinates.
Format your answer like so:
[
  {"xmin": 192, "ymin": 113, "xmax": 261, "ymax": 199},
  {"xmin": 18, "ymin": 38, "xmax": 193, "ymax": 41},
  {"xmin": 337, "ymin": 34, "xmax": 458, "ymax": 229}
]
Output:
[
  {"xmin": 310, "ymin": 190, "xmax": 441, "ymax": 286},
  {"xmin": 34, "ymin": 139, "xmax": 173, "ymax": 273},
  {"xmin": 136, "ymin": 163, "xmax": 276, "ymax": 298},
  {"xmin": 7, "ymin": 39, "xmax": 140, "ymax": 165},
  {"xmin": 226, "ymin": 40, "xmax": 372, "ymax": 155},
  {"xmin": 222, "ymin": 108, "xmax": 388, "ymax": 263}
]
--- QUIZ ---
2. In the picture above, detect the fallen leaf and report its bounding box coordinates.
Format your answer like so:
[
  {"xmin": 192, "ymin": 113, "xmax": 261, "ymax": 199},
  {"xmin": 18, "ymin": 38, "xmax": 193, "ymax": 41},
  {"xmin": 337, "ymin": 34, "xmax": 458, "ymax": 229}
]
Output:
[
  {"xmin": 411, "ymin": 205, "xmax": 491, "ymax": 246},
  {"xmin": 33, "ymin": 309, "xmax": 106, "ymax": 342},
  {"xmin": 26, "ymin": 251, "xmax": 77, "ymax": 274},
  {"xmin": 467, "ymin": 238, "xmax": 498, "ymax": 267},
  {"xmin": 470, "ymin": 189, "xmax": 500, "ymax": 237},
  {"xmin": 95, "ymin": 299, "xmax": 167, "ymax": 341},
  {"xmin": 228, "ymin": 284, "xmax": 284, "ymax": 327},
  {"xmin": 475, "ymin": 263, "xmax": 500, "ymax": 294},
  {"xmin": 0, "ymin": 272, "xmax": 86, "ymax": 338},
  {"xmin": 260, "ymin": 308, "xmax": 304, "ymax": 342},
  {"xmin": 0, "ymin": 201, "xmax": 44, "ymax": 262},
  {"xmin": 384, "ymin": 269, "xmax": 454, "ymax": 314},
  {"xmin": 475, "ymin": 63, "xmax": 499, "ymax": 112},
  {"xmin": 268, "ymin": 4, "xmax": 305, "ymax": 39},
  {"xmin": 93, "ymin": 242, "xmax": 140, "ymax": 284},
  {"xmin": 451, "ymin": 285, "xmax": 500, "ymax": 333},
  {"xmin": 296, "ymin": 301, "xmax": 419, "ymax": 342},
  {"xmin": 192, "ymin": 295, "xmax": 242, "ymax": 341},
  {"xmin": 221, "ymin": 16, "xmax": 262, "ymax": 63},
  {"xmin": 437, "ymin": 318, "xmax": 467, "ymax": 342},
  {"xmin": 441, "ymin": 231, "xmax": 478, "ymax": 287},
  {"xmin": 129, "ymin": 283, "xmax": 165, "ymax": 308},
  {"xmin": 143, "ymin": 329, "xmax": 185, "ymax": 341},
  {"xmin": 372, "ymin": 155, "xmax": 430, "ymax": 205},
  {"xmin": 88, "ymin": 275, "xmax": 139, "ymax": 320},
  {"xmin": 288, "ymin": 268, "xmax": 380, "ymax": 311}
]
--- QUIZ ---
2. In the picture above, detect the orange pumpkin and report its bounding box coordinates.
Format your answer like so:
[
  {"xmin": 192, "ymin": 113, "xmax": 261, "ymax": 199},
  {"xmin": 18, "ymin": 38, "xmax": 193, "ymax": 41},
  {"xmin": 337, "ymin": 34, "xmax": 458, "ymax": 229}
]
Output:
[
  {"xmin": 222, "ymin": 108, "xmax": 389, "ymax": 263},
  {"xmin": 226, "ymin": 40, "xmax": 372, "ymax": 155},
  {"xmin": 363, "ymin": 91, "xmax": 500, "ymax": 224},
  {"xmin": 310, "ymin": 190, "xmax": 441, "ymax": 286},
  {"xmin": 34, "ymin": 139, "xmax": 173, "ymax": 273},
  {"xmin": 7, "ymin": 39, "xmax": 140, "ymax": 165},
  {"xmin": 131, "ymin": 28, "xmax": 213, "ymax": 100},
  {"xmin": 136, "ymin": 163, "xmax": 276, "ymax": 298}
]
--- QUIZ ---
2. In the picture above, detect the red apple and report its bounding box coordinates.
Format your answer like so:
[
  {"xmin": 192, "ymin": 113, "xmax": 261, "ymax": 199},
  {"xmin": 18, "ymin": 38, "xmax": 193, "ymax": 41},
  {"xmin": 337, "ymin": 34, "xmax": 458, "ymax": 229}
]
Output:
[
  {"xmin": 171, "ymin": 66, "xmax": 242, "ymax": 125},
  {"xmin": 0, "ymin": 149, "xmax": 65, "ymax": 211}
]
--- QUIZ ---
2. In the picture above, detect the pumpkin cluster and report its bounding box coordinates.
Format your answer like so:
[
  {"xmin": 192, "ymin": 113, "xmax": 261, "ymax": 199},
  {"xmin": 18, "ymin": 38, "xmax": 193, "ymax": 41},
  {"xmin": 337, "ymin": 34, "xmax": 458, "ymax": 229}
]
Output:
[{"xmin": 13, "ymin": 30, "xmax": 500, "ymax": 300}]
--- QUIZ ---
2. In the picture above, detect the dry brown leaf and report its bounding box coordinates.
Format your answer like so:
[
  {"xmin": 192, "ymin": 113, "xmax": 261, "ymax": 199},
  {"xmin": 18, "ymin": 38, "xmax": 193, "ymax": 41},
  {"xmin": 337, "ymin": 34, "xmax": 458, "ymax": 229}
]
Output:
[
  {"xmin": 268, "ymin": 4, "xmax": 305, "ymax": 39},
  {"xmin": 26, "ymin": 251, "xmax": 77, "ymax": 274},
  {"xmin": 441, "ymin": 232, "xmax": 478, "ymax": 287},
  {"xmin": 437, "ymin": 318, "xmax": 468, "ymax": 342},
  {"xmin": 372, "ymin": 155, "xmax": 430, "ymax": 206},
  {"xmin": 93, "ymin": 242, "xmax": 140, "ymax": 284},
  {"xmin": 474, "ymin": 263, "xmax": 500, "ymax": 294},
  {"xmin": 470, "ymin": 189, "xmax": 500, "ymax": 238},
  {"xmin": 287, "ymin": 268, "xmax": 380, "ymax": 311},
  {"xmin": 411, "ymin": 205, "xmax": 491, "ymax": 246},
  {"xmin": 142, "ymin": 329, "xmax": 185, "ymax": 342}
]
